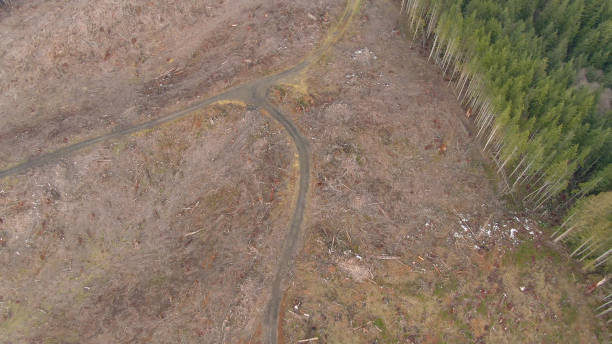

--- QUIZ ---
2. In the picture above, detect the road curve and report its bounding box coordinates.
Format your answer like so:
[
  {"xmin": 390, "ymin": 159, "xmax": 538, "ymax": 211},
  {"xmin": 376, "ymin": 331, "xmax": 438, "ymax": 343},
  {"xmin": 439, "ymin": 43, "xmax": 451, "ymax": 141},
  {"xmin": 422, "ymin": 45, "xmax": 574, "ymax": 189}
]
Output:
[{"xmin": 0, "ymin": 1, "xmax": 361, "ymax": 342}]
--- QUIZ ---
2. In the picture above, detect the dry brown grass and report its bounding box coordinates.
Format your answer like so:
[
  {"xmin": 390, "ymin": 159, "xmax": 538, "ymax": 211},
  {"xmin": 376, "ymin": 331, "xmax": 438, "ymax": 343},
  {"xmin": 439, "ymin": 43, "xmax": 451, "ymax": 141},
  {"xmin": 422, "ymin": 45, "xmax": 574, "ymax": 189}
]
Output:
[
  {"xmin": 0, "ymin": 0, "xmax": 343, "ymax": 171},
  {"xmin": 0, "ymin": 0, "xmax": 607, "ymax": 343},
  {"xmin": 0, "ymin": 103, "xmax": 300, "ymax": 342}
]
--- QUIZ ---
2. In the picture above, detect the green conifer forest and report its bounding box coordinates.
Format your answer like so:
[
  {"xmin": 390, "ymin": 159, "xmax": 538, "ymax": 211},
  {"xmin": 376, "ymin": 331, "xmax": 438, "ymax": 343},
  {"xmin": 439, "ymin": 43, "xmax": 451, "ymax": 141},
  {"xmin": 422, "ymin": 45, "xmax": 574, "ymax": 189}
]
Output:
[{"xmin": 401, "ymin": 0, "xmax": 611, "ymax": 273}]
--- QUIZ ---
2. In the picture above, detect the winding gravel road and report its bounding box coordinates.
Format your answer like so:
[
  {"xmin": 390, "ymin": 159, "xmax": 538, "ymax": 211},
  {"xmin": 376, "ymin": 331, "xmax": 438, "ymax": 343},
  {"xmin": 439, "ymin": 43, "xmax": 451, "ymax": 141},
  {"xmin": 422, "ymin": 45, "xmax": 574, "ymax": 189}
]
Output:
[{"xmin": 0, "ymin": 1, "xmax": 360, "ymax": 342}]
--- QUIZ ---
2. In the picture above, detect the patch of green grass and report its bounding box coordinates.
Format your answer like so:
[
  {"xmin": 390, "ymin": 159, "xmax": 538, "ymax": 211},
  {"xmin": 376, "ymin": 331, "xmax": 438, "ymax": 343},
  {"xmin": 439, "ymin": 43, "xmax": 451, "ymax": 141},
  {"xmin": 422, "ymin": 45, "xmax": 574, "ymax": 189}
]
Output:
[
  {"xmin": 438, "ymin": 308, "xmax": 453, "ymax": 321},
  {"xmin": 457, "ymin": 321, "xmax": 474, "ymax": 341},
  {"xmin": 275, "ymin": 86, "xmax": 288, "ymax": 99},
  {"xmin": 373, "ymin": 317, "xmax": 393, "ymax": 343},
  {"xmin": 477, "ymin": 299, "xmax": 489, "ymax": 316},
  {"xmin": 296, "ymin": 95, "xmax": 310, "ymax": 109},
  {"xmin": 593, "ymin": 321, "xmax": 607, "ymax": 342},
  {"xmin": 148, "ymin": 274, "xmax": 168, "ymax": 288},
  {"xmin": 111, "ymin": 141, "xmax": 128, "ymax": 155},
  {"xmin": 433, "ymin": 277, "xmax": 459, "ymax": 298},
  {"xmin": 437, "ymin": 307, "xmax": 473, "ymax": 341},
  {"xmin": 373, "ymin": 317, "xmax": 386, "ymax": 331},
  {"xmin": 43, "ymin": 336, "xmax": 82, "ymax": 344},
  {"xmin": 542, "ymin": 329, "xmax": 574, "ymax": 344},
  {"xmin": 480, "ymin": 160, "xmax": 498, "ymax": 192},
  {"xmin": 355, "ymin": 153, "xmax": 365, "ymax": 166},
  {"xmin": 0, "ymin": 301, "xmax": 28, "ymax": 332},
  {"xmin": 508, "ymin": 241, "xmax": 537, "ymax": 267},
  {"xmin": 559, "ymin": 294, "xmax": 578, "ymax": 326},
  {"xmin": 505, "ymin": 241, "xmax": 561, "ymax": 268}
]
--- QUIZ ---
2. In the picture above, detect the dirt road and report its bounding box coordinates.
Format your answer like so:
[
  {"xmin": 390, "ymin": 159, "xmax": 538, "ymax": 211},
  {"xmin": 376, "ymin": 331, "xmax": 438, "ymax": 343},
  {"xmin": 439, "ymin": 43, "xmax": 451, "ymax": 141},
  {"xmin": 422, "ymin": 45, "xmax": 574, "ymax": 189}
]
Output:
[{"xmin": 0, "ymin": 1, "xmax": 361, "ymax": 342}]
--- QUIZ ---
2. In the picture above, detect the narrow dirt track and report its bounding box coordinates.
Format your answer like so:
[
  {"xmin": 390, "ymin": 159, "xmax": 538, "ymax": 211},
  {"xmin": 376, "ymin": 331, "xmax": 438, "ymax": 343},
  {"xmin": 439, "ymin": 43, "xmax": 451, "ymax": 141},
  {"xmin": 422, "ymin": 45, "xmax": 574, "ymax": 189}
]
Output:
[{"xmin": 0, "ymin": 1, "xmax": 361, "ymax": 342}]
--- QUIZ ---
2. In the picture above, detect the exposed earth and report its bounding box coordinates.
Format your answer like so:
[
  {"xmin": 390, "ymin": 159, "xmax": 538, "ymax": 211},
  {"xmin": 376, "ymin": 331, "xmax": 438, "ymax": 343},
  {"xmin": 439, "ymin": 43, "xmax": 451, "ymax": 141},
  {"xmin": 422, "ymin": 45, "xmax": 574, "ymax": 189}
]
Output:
[{"xmin": 0, "ymin": 0, "xmax": 608, "ymax": 343}]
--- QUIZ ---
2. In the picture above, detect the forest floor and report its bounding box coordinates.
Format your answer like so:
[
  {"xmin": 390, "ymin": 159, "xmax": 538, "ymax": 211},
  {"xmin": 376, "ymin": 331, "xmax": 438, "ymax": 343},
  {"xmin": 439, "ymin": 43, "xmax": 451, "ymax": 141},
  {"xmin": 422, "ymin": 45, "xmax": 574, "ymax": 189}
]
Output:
[{"xmin": 0, "ymin": 0, "xmax": 608, "ymax": 343}]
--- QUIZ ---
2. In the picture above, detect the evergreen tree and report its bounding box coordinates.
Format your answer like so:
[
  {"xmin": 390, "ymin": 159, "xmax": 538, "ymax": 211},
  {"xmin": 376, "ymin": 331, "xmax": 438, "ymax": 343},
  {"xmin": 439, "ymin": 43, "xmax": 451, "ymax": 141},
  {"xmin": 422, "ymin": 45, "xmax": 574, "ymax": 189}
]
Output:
[{"xmin": 401, "ymin": 0, "xmax": 612, "ymax": 274}]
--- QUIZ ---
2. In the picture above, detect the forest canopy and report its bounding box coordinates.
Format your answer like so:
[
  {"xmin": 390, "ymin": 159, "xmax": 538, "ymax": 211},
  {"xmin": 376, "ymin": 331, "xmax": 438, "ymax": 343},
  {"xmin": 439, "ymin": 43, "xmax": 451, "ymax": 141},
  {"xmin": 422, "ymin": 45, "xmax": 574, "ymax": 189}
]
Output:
[{"xmin": 401, "ymin": 0, "xmax": 611, "ymax": 271}]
